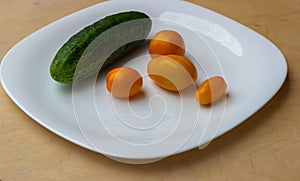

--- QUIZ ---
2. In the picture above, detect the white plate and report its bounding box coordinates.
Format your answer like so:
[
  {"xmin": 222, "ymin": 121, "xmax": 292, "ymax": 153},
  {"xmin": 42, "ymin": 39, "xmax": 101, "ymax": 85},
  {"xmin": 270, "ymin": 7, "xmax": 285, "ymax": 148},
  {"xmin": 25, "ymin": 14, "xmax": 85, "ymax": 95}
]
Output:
[{"xmin": 0, "ymin": 0, "xmax": 287, "ymax": 163}]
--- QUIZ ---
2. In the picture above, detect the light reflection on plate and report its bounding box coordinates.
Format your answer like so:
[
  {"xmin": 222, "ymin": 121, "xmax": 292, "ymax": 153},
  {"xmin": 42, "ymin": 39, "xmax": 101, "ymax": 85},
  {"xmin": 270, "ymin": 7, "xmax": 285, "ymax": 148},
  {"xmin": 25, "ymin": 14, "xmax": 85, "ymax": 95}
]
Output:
[{"xmin": 160, "ymin": 12, "xmax": 243, "ymax": 56}]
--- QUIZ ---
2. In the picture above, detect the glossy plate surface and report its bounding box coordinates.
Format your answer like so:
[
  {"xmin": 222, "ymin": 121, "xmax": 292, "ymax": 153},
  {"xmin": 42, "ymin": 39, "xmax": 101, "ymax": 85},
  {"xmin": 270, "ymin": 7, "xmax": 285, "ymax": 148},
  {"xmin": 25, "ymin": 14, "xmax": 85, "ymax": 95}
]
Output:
[{"xmin": 0, "ymin": 0, "xmax": 287, "ymax": 161}]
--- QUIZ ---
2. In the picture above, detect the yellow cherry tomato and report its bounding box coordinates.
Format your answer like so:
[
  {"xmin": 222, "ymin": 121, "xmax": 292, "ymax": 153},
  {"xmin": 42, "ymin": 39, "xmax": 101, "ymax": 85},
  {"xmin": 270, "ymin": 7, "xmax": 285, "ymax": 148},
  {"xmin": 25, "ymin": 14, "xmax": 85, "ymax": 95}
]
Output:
[
  {"xmin": 149, "ymin": 30, "xmax": 185, "ymax": 57},
  {"xmin": 195, "ymin": 76, "xmax": 227, "ymax": 105},
  {"xmin": 147, "ymin": 55, "xmax": 198, "ymax": 91},
  {"xmin": 106, "ymin": 67, "xmax": 143, "ymax": 98}
]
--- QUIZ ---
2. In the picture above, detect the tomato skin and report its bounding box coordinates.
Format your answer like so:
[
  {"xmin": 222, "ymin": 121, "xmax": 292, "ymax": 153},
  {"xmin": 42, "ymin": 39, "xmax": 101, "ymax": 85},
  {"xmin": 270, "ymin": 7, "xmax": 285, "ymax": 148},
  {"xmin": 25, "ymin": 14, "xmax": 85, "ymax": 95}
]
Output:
[
  {"xmin": 106, "ymin": 67, "xmax": 143, "ymax": 98},
  {"xmin": 149, "ymin": 30, "xmax": 185, "ymax": 57},
  {"xmin": 195, "ymin": 76, "xmax": 227, "ymax": 105},
  {"xmin": 147, "ymin": 55, "xmax": 198, "ymax": 91}
]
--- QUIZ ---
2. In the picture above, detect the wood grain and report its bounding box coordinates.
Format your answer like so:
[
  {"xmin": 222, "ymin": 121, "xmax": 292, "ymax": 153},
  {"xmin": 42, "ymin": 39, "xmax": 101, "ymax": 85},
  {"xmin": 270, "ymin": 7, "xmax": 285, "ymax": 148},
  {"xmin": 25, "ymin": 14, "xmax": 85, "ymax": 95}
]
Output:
[{"xmin": 1, "ymin": 0, "xmax": 299, "ymax": 180}]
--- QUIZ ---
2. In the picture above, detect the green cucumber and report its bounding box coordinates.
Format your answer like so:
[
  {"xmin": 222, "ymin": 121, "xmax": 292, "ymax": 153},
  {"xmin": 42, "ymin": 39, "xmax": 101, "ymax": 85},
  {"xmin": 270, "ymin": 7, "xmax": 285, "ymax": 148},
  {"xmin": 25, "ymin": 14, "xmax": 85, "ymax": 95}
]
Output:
[{"xmin": 50, "ymin": 11, "xmax": 151, "ymax": 83}]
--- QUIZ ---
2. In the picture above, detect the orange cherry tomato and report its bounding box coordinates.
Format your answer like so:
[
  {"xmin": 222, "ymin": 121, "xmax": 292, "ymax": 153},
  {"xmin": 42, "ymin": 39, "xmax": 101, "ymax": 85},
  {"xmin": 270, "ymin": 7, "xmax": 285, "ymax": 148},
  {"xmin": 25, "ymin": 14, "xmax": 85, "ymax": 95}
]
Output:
[
  {"xmin": 195, "ymin": 76, "xmax": 227, "ymax": 105},
  {"xmin": 147, "ymin": 55, "xmax": 198, "ymax": 91},
  {"xmin": 106, "ymin": 67, "xmax": 143, "ymax": 98},
  {"xmin": 149, "ymin": 30, "xmax": 185, "ymax": 57}
]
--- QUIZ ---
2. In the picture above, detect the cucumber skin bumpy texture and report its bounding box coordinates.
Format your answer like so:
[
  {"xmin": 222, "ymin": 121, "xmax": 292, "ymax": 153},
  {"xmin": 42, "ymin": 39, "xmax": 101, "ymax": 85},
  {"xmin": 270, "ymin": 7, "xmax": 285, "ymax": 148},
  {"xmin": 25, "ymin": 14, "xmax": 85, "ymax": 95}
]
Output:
[{"xmin": 50, "ymin": 11, "xmax": 151, "ymax": 83}]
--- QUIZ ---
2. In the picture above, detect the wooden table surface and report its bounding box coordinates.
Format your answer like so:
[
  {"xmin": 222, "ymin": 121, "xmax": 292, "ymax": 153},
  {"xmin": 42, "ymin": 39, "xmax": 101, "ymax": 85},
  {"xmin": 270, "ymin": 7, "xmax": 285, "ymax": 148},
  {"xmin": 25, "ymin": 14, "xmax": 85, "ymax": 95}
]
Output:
[{"xmin": 1, "ymin": 0, "xmax": 299, "ymax": 180}]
